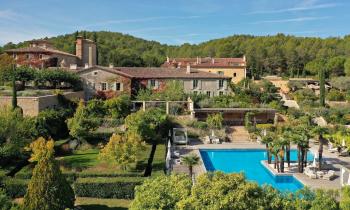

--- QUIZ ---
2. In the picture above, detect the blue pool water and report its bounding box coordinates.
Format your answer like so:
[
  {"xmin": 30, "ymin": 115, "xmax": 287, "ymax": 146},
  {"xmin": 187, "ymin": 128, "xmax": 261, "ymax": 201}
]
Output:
[{"xmin": 200, "ymin": 149, "xmax": 314, "ymax": 192}]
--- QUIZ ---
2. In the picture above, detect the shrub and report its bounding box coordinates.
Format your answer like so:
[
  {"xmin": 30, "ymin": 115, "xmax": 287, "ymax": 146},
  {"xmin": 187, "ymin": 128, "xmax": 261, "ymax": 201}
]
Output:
[
  {"xmin": 73, "ymin": 177, "xmax": 144, "ymax": 199},
  {"xmin": 327, "ymin": 89, "xmax": 345, "ymax": 101},
  {"xmin": 2, "ymin": 178, "xmax": 28, "ymax": 198},
  {"xmin": 206, "ymin": 113, "xmax": 223, "ymax": 129},
  {"xmin": 130, "ymin": 174, "xmax": 191, "ymax": 210}
]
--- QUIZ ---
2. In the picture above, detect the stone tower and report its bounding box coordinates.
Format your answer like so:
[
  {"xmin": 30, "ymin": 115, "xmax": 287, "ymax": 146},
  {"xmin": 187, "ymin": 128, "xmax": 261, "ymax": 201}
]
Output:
[{"xmin": 76, "ymin": 36, "xmax": 96, "ymax": 67}]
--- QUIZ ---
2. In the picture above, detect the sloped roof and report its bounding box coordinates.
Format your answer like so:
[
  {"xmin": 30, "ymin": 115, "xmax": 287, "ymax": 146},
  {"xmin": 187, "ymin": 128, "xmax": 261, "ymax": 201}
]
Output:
[
  {"xmin": 5, "ymin": 46, "xmax": 78, "ymax": 58},
  {"xmin": 162, "ymin": 57, "xmax": 246, "ymax": 68},
  {"xmin": 76, "ymin": 66, "xmax": 231, "ymax": 79}
]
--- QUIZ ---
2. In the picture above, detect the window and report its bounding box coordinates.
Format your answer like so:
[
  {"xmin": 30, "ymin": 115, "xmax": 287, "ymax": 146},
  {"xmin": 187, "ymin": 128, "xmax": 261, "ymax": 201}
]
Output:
[
  {"xmin": 233, "ymin": 73, "xmax": 237, "ymax": 77},
  {"xmin": 93, "ymin": 71, "xmax": 98, "ymax": 76},
  {"xmin": 193, "ymin": 80, "xmax": 199, "ymax": 89},
  {"xmin": 12, "ymin": 54, "xmax": 17, "ymax": 60},
  {"xmin": 39, "ymin": 54, "xmax": 43, "ymax": 59},
  {"xmin": 219, "ymin": 80, "xmax": 224, "ymax": 89},
  {"xmin": 218, "ymin": 71, "xmax": 224, "ymax": 75},
  {"xmin": 26, "ymin": 54, "xmax": 30, "ymax": 59},
  {"xmin": 219, "ymin": 91, "xmax": 224, "ymax": 96},
  {"xmin": 115, "ymin": 82, "xmax": 121, "ymax": 91},
  {"xmin": 206, "ymin": 91, "xmax": 211, "ymax": 97},
  {"xmin": 150, "ymin": 79, "xmax": 156, "ymax": 87},
  {"xmin": 101, "ymin": 82, "xmax": 107, "ymax": 91}
]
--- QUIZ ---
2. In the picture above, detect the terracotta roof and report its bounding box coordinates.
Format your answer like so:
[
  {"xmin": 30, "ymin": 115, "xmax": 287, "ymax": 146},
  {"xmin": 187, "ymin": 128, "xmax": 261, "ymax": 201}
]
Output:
[
  {"xmin": 115, "ymin": 67, "xmax": 231, "ymax": 79},
  {"xmin": 162, "ymin": 57, "xmax": 246, "ymax": 68},
  {"xmin": 76, "ymin": 66, "xmax": 231, "ymax": 79},
  {"xmin": 5, "ymin": 46, "xmax": 78, "ymax": 58}
]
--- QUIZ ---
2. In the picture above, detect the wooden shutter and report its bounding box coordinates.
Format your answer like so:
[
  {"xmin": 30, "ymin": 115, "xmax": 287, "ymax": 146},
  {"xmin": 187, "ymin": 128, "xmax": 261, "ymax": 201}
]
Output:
[{"xmin": 120, "ymin": 83, "xmax": 124, "ymax": 91}]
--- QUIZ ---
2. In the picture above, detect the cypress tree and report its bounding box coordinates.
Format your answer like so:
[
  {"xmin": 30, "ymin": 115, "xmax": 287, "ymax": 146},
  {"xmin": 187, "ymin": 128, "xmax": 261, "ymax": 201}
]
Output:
[
  {"xmin": 93, "ymin": 32, "xmax": 98, "ymax": 65},
  {"xmin": 319, "ymin": 67, "xmax": 326, "ymax": 107},
  {"xmin": 23, "ymin": 139, "xmax": 75, "ymax": 210}
]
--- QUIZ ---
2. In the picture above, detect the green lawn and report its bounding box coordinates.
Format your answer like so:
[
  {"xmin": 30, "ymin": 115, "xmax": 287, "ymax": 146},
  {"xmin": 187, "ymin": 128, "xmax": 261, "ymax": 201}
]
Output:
[
  {"xmin": 75, "ymin": 197, "xmax": 131, "ymax": 210},
  {"xmin": 57, "ymin": 144, "xmax": 165, "ymax": 176}
]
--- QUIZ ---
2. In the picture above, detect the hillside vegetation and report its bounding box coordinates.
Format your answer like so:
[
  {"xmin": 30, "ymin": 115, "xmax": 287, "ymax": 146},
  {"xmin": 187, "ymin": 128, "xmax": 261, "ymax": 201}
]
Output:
[{"xmin": 1, "ymin": 31, "xmax": 350, "ymax": 78}]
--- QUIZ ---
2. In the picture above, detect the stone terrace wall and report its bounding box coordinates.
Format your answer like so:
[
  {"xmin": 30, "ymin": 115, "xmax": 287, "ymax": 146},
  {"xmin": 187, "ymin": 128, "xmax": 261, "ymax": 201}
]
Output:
[{"xmin": 0, "ymin": 91, "xmax": 84, "ymax": 116}]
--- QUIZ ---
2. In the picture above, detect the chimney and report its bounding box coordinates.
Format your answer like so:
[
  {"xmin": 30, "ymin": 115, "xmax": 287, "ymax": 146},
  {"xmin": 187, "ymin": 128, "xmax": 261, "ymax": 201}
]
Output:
[
  {"xmin": 76, "ymin": 36, "xmax": 83, "ymax": 61},
  {"xmin": 84, "ymin": 63, "xmax": 89, "ymax": 69},
  {"xmin": 186, "ymin": 63, "xmax": 191, "ymax": 74},
  {"xmin": 166, "ymin": 56, "xmax": 170, "ymax": 63},
  {"xmin": 196, "ymin": 57, "xmax": 199, "ymax": 64},
  {"xmin": 211, "ymin": 58, "xmax": 215, "ymax": 64},
  {"xmin": 243, "ymin": 55, "xmax": 246, "ymax": 62},
  {"xmin": 109, "ymin": 63, "xmax": 114, "ymax": 68},
  {"xmin": 88, "ymin": 46, "xmax": 93, "ymax": 67}
]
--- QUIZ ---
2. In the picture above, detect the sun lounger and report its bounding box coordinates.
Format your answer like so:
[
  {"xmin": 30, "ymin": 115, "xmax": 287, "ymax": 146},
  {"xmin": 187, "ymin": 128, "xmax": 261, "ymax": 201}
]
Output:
[
  {"xmin": 212, "ymin": 138, "xmax": 221, "ymax": 144},
  {"xmin": 204, "ymin": 136, "xmax": 211, "ymax": 144},
  {"xmin": 304, "ymin": 167, "xmax": 317, "ymax": 179},
  {"xmin": 339, "ymin": 148, "xmax": 349, "ymax": 156},
  {"xmin": 328, "ymin": 143, "xmax": 339, "ymax": 153},
  {"xmin": 323, "ymin": 170, "xmax": 336, "ymax": 180}
]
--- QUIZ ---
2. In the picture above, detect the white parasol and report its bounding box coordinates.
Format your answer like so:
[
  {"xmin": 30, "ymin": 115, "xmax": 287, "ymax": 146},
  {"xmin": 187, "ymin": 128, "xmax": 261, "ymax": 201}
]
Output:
[{"xmin": 342, "ymin": 139, "xmax": 346, "ymax": 147}]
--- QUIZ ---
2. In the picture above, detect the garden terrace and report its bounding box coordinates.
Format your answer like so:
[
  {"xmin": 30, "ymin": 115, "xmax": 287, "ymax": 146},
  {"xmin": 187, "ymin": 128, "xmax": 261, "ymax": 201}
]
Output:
[{"xmin": 194, "ymin": 108, "xmax": 277, "ymax": 125}]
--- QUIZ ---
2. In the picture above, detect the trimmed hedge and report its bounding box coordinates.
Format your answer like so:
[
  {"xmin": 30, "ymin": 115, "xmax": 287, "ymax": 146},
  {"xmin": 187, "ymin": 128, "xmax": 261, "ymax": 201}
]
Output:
[
  {"xmin": 73, "ymin": 177, "xmax": 144, "ymax": 199},
  {"xmin": 14, "ymin": 171, "xmax": 141, "ymax": 179},
  {"xmin": 2, "ymin": 178, "xmax": 28, "ymax": 198}
]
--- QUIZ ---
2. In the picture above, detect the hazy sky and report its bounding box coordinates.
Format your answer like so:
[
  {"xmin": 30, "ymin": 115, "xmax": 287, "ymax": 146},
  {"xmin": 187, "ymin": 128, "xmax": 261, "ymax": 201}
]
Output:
[{"xmin": 0, "ymin": 0, "xmax": 349, "ymax": 45}]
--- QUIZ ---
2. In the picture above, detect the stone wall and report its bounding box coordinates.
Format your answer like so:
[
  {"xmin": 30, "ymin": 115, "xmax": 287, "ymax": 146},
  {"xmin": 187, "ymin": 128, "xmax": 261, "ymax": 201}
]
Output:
[{"xmin": 0, "ymin": 91, "xmax": 84, "ymax": 116}]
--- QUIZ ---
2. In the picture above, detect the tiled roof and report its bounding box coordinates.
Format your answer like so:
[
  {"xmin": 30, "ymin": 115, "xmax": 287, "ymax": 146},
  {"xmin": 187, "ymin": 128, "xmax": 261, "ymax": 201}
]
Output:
[
  {"xmin": 162, "ymin": 57, "xmax": 246, "ymax": 68},
  {"xmin": 5, "ymin": 47, "xmax": 78, "ymax": 58},
  {"xmin": 76, "ymin": 66, "xmax": 231, "ymax": 79},
  {"xmin": 115, "ymin": 67, "xmax": 231, "ymax": 79}
]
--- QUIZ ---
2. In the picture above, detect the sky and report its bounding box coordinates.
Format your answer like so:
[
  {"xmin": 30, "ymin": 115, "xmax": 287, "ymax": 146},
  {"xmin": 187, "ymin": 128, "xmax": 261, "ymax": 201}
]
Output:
[{"xmin": 0, "ymin": 0, "xmax": 349, "ymax": 46}]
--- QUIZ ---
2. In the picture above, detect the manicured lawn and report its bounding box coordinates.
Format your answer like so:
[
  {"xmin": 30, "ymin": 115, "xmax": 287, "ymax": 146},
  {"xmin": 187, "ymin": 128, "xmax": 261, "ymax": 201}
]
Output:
[
  {"xmin": 58, "ymin": 144, "xmax": 165, "ymax": 176},
  {"xmin": 75, "ymin": 197, "xmax": 131, "ymax": 210}
]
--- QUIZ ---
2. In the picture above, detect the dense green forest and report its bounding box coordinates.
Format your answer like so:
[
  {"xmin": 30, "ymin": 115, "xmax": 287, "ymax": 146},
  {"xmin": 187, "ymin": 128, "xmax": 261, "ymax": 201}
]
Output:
[{"xmin": 1, "ymin": 31, "xmax": 350, "ymax": 78}]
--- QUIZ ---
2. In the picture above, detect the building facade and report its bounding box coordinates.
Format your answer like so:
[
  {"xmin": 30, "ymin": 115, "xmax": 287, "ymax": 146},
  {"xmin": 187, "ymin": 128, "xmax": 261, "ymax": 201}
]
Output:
[
  {"xmin": 5, "ymin": 36, "xmax": 96, "ymax": 69},
  {"xmin": 77, "ymin": 65, "xmax": 232, "ymax": 99},
  {"xmin": 162, "ymin": 56, "xmax": 246, "ymax": 84}
]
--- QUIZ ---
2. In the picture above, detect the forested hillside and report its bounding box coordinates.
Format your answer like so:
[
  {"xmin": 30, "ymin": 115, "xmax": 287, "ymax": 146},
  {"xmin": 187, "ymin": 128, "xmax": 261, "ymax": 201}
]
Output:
[{"xmin": 1, "ymin": 31, "xmax": 350, "ymax": 78}]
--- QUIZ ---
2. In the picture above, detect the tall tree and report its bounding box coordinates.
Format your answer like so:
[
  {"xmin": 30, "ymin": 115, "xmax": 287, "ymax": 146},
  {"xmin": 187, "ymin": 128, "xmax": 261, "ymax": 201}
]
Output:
[
  {"xmin": 0, "ymin": 54, "xmax": 17, "ymax": 109},
  {"xmin": 319, "ymin": 66, "xmax": 326, "ymax": 107},
  {"xmin": 93, "ymin": 32, "xmax": 98, "ymax": 65},
  {"xmin": 23, "ymin": 138, "xmax": 75, "ymax": 210}
]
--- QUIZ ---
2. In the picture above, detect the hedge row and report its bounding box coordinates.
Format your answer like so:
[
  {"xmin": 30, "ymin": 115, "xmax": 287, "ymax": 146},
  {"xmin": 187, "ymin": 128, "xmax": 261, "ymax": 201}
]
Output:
[
  {"xmin": 2, "ymin": 178, "xmax": 28, "ymax": 198},
  {"xmin": 73, "ymin": 177, "xmax": 144, "ymax": 199},
  {"xmin": 14, "ymin": 171, "xmax": 141, "ymax": 179}
]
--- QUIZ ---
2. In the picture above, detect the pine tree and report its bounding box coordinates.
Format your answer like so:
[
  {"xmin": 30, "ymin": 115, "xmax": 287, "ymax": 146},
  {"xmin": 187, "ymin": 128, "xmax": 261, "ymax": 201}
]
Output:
[
  {"xmin": 319, "ymin": 67, "xmax": 326, "ymax": 107},
  {"xmin": 23, "ymin": 139, "xmax": 75, "ymax": 210}
]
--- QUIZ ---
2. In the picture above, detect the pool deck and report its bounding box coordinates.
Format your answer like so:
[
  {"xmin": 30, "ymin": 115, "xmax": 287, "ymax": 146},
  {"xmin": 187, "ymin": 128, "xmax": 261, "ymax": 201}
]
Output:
[{"xmin": 171, "ymin": 137, "xmax": 346, "ymax": 190}]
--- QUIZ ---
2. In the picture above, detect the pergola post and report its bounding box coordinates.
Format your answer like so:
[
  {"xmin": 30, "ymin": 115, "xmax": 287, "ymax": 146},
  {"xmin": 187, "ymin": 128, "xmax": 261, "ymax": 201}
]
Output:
[
  {"xmin": 166, "ymin": 101, "xmax": 170, "ymax": 115},
  {"xmin": 142, "ymin": 101, "xmax": 146, "ymax": 112}
]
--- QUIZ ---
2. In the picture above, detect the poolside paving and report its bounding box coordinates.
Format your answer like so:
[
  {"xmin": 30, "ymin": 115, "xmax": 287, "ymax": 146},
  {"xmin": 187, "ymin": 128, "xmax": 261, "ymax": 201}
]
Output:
[{"xmin": 171, "ymin": 132, "xmax": 349, "ymax": 190}]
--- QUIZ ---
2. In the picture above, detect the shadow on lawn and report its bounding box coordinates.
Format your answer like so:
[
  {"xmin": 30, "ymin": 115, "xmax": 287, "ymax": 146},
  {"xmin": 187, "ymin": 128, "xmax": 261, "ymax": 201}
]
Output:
[{"xmin": 78, "ymin": 205, "xmax": 127, "ymax": 210}]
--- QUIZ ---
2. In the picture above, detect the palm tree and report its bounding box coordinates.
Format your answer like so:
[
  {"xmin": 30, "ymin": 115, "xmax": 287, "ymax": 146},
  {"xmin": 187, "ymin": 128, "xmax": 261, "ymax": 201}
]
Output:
[
  {"xmin": 181, "ymin": 154, "xmax": 200, "ymax": 180},
  {"xmin": 312, "ymin": 126, "xmax": 329, "ymax": 171},
  {"xmin": 261, "ymin": 132, "xmax": 274, "ymax": 164},
  {"xmin": 291, "ymin": 125, "xmax": 311, "ymax": 173}
]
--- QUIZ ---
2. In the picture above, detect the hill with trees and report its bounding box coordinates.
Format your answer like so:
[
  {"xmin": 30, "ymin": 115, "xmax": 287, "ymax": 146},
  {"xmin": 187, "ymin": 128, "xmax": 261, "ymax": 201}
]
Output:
[{"xmin": 1, "ymin": 31, "xmax": 350, "ymax": 78}]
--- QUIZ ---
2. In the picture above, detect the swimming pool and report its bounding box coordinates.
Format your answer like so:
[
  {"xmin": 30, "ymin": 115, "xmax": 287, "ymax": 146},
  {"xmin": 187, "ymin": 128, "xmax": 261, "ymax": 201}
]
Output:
[{"xmin": 200, "ymin": 149, "xmax": 314, "ymax": 192}]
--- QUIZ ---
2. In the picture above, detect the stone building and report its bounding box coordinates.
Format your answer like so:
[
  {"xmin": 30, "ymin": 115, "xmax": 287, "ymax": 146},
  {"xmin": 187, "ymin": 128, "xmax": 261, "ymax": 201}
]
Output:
[
  {"xmin": 162, "ymin": 56, "xmax": 246, "ymax": 84},
  {"xmin": 5, "ymin": 36, "xmax": 96, "ymax": 69},
  {"xmin": 77, "ymin": 65, "xmax": 231, "ymax": 99}
]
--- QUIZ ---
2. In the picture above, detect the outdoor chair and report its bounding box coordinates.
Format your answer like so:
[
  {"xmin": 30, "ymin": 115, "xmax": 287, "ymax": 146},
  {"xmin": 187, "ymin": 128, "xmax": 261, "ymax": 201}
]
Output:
[
  {"xmin": 304, "ymin": 167, "xmax": 317, "ymax": 179},
  {"xmin": 322, "ymin": 170, "xmax": 336, "ymax": 180},
  {"xmin": 339, "ymin": 148, "xmax": 349, "ymax": 156}
]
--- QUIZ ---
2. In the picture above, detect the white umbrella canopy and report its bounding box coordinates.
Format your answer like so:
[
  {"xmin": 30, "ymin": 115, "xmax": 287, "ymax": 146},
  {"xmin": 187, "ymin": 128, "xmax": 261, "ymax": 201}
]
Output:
[
  {"xmin": 211, "ymin": 130, "xmax": 215, "ymax": 137},
  {"xmin": 165, "ymin": 141, "xmax": 171, "ymax": 169},
  {"xmin": 342, "ymin": 139, "xmax": 346, "ymax": 147}
]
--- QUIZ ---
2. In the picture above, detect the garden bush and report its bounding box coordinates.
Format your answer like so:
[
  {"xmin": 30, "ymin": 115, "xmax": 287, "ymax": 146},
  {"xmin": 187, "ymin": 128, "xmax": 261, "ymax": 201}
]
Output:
[
  {"xmin": 73, "ymin": 177, "xmax": 144, "ymax": 199},
  {"xmin": 327, "ymin": 89, "xmax": 345, "ymax": 101},
  {"xmin": 2, "ymin": 178, "xmax": 28, "ymax": 198}
]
